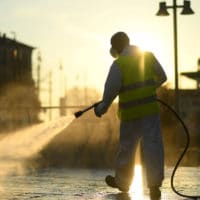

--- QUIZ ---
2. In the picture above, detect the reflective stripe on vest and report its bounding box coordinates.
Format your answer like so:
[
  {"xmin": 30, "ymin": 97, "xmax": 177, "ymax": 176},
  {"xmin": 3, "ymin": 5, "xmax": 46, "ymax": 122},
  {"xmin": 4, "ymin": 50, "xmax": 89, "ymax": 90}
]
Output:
[
  {"xmin": 120, "ymin": 79, "xmax": 155, "ymax": 93},
  {"xmin": 119, "ymin": 95, "xmax": 156, "ymax": 109},
  {"xmin": 117, "ymin": 52, "xmax": 159, "ymax": 121}
]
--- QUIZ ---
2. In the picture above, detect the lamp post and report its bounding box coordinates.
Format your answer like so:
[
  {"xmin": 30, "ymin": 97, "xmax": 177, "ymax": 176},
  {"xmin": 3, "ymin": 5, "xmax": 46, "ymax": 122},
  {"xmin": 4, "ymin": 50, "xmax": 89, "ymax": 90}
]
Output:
[{"xmin": 156, "ymin": 0, "xmax": 194, "ymax": 113}]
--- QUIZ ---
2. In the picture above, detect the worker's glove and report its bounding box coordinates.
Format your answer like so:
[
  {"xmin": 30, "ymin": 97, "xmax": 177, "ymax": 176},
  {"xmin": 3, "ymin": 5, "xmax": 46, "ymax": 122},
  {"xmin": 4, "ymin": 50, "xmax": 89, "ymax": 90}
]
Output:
[{"xmin": 94, "ymin": 102, "xmax": 104, "ymax": 117}]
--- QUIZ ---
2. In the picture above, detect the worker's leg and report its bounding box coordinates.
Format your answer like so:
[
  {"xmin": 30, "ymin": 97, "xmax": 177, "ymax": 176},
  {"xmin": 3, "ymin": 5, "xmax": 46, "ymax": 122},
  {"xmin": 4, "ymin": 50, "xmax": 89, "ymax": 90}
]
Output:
[
  {"xmin": 141, "ymin": 114, "xmax": 164, "ymax": 188},
  {"xmin": 115, "ymin": 120, "xmax": 141, "ymax": 191}
]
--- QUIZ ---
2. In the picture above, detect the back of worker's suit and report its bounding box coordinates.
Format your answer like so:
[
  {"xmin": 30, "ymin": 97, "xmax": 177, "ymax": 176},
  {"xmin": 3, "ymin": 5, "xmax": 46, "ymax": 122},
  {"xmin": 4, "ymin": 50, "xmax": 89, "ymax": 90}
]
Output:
[{"xmin": 95, "ymin": 44, "xmax": 167, "ymax": 192}]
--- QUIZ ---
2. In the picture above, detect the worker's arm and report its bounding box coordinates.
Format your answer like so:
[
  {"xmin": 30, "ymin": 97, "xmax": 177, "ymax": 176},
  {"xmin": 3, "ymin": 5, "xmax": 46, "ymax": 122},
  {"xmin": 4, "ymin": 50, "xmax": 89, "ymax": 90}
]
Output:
[
  {"xmin": 94, "ymin": 62, "xmax": 122, "ymax": 117},
  {"xmin": 153, "ymin": 55, "xmax": 167, "ymax": 87}
]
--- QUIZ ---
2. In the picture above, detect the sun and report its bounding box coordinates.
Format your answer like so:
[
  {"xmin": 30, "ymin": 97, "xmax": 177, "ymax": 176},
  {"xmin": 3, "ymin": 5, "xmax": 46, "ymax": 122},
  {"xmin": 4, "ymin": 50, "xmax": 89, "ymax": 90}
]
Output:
[
  {"xmin": 129, "ymin": 32, "xmax": 163, "ymax": 56},
  {"xmin": 129, "ymin": 31, "xmax": 170, "ymax": 79}
]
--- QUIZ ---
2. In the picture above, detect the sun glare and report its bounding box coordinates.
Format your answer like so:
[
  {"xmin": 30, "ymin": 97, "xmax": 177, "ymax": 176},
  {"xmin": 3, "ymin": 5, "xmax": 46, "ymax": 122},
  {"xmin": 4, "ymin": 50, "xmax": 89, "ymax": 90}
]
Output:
[
  {"xmin": 129, "ymin": 32, "xmax": 163, "ymax": 57},
  {"xmin": 129, "ymin": 165, "xmax": 144, "ymax": 199}
]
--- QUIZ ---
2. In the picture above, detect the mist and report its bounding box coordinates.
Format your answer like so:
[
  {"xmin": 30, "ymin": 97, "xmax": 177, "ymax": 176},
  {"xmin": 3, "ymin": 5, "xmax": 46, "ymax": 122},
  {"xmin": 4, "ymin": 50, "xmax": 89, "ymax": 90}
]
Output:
[
  {"xmin": 0, "ymin": 86, "xmax": 199, "ymax": 177},
  {"xmin": 0, "ymin": 115, "xmax": 74, "ymax": 175}
]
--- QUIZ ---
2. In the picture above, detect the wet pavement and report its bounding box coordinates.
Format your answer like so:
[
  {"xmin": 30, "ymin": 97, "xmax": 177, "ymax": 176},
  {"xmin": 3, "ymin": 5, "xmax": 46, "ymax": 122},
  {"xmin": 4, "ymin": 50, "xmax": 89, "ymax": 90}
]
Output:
[{"xmin": 0, "ymin": 167, "xmax": 199, "ymax": 200}]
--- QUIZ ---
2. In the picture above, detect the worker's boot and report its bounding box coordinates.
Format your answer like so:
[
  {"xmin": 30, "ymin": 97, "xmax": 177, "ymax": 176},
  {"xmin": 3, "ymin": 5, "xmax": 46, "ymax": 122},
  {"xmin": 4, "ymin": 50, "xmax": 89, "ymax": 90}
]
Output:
[
  {"xmin": 149, "ymin": 186, "xmax": 161, "ymax": 200},
  {"xmin": 105, "ymin": 175, "xmax": 118, "ymax": 188},
  {"xmin": 105, "ymin": 175, "xmax": 129, "ymax": 192}
]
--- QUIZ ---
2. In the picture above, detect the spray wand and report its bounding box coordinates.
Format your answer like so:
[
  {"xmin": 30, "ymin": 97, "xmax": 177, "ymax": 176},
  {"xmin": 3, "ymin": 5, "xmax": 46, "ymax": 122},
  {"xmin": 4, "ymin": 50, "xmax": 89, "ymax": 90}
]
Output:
[{"xmin": 74, "ymin": 101, "xmax": 102, "ymax": 118}]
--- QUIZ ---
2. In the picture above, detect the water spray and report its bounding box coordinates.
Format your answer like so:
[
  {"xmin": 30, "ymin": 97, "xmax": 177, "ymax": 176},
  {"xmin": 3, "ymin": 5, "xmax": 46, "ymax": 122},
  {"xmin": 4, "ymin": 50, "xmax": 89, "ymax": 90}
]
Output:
[
  {"xmin": 74, "ymin": 101, "xmax": 102, "ymax": 118},
  {"xmin": 0, "ymin": 115, "xmax": 74, "ymax": 175}
]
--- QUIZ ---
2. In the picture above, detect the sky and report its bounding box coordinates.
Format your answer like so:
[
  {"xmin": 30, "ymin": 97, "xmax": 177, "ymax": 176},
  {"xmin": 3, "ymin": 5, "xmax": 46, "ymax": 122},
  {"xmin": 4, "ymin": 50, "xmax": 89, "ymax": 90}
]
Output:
[{"xmin": 0, "ymin": 0, "xmax": 200, "ymax": 106}]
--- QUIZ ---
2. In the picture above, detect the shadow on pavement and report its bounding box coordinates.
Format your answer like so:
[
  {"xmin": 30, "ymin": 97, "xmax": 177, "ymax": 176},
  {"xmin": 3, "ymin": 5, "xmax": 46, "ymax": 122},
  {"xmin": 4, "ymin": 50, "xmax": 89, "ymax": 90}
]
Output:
[{"xmin": 104, "ymin": 192, "xmax": 131, "ymax": 200}]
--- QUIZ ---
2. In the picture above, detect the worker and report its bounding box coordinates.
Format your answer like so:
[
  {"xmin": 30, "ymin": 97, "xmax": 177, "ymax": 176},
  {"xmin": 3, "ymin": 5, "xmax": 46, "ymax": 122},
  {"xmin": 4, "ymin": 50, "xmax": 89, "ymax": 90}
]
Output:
[{"xmin": 94, "ymin": 32, "xmax": 167, "ymax": 200}]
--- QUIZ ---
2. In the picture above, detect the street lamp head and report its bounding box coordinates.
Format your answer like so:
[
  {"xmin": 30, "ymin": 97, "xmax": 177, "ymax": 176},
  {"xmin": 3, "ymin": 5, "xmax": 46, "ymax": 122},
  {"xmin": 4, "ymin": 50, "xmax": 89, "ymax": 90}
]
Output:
[
  {"xmin": 156, "ymin": 2, "xmax": 169, "ymax": 16},
  {"xmin": 181, "ymin": 0, "xmax": 194, "ymax": 15}
]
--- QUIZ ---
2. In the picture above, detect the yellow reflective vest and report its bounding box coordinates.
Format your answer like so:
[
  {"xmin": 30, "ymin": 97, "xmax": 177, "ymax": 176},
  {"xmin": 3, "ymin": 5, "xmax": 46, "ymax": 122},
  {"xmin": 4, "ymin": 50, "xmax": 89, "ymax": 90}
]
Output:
[{"xmin": 117, "ymin": 51, "xmax": 159, "ymax": 121}]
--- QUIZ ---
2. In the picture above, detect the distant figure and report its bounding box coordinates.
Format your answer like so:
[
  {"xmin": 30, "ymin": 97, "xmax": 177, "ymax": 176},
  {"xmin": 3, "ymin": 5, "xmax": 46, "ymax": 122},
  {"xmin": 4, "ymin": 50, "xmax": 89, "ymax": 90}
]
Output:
[
  {"xmin": 198, "ymin": 58, "xmax": 200, "ymax": 70},
  {"xmin": 197, "ymin": 58, "xmax": 200, "ymax": 88},
  {"xmin": 94, "ymin": 32, "xmax": 167, "ymax": 200}
]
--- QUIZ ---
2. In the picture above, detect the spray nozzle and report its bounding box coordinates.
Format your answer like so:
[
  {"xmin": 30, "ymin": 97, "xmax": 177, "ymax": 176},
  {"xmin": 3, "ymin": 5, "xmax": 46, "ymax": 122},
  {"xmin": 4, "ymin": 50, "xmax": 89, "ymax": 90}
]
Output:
[
  {"xmin": 74, "ymin": 111, "xmax": 84, "ymax": 118},
  {"xmin": 74, "ymin": 101, "xmax": 102, "ymax": 118}
]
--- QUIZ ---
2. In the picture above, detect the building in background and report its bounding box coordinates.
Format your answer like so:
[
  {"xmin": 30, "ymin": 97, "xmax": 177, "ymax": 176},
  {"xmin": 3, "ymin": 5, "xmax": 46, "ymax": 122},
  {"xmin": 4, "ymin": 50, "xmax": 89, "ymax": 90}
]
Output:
[
  {"xmin": 181, "ymin": 58, "xmax": 200, "ymax": 90},
  {"xmin": 0, "ymin": 33, "xmax": 35, "ymax": 87},
  {"xmin": 0, "ymin": 33, "xmax": 40, "ymax": 131},
  {"xmin": 180, "ymin": 58, "xmax": 200, "ymax": 115}
]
